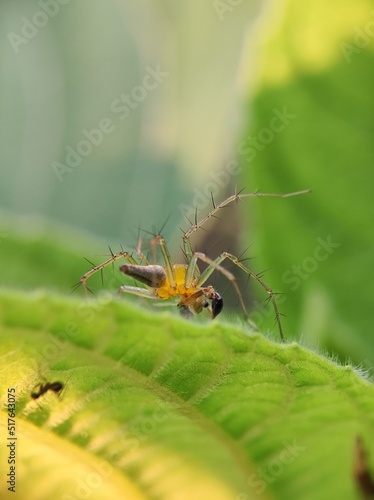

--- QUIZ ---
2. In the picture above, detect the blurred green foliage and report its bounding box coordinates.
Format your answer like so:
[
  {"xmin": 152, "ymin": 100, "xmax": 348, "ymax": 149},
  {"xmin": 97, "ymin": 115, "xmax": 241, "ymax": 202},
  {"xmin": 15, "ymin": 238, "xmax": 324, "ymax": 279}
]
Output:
[
  {"xmin": 240, "ymin": 0, "xmax": 374, "ymax": 368},
  {"xmin": 1, "ymin": 2, "xmax": 374, "ymax": 497},
  {"xmin": 1, "ymin": 1, "xmax": 374, "ymax": 374}
]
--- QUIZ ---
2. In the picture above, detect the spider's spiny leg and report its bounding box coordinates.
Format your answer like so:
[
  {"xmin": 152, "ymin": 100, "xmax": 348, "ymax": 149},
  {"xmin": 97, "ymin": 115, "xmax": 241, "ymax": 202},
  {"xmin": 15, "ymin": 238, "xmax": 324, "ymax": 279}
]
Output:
[
  {"xmin": 182, "ymin": 189, "xmax": 311, "ymax": 249},
  {"xmin": 137, "ymin": 222, "xmax": 176, "ymax": 287},
  {"xmin": 134, "ymin": 233, "xmax": 150, "ymax": 265},
  {"xmin": 193, "ymin": 251, "xmax": 283, "ymax": 341},
  {"xmin": 192, "ymin": 252, "xmax": 255, "ymax": 326},
  {"xmin": 185, "ymin": 253, "xmax": 199, "ymax": 288},
  {"xmin": 149, "ymin": 235, "xmax": 176, "ymax": 288},
  {"xmin": 221, "ymin": 252, "xmax": 284, "ymax": 341},
  {"xmin": 80, "ymin": 251, "xmax": 136, "ymax": 293},
  {"xmin": 118, "ymin": 285, "xmax": 157, "ymax": 299}
]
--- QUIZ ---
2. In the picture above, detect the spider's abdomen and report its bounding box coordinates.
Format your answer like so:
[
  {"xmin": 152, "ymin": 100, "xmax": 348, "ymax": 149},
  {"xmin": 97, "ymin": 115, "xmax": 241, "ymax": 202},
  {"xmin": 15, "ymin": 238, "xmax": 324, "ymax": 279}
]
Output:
[{"xmin": 120, "ymin": 264, "xmax": 167, "ymax": 288}]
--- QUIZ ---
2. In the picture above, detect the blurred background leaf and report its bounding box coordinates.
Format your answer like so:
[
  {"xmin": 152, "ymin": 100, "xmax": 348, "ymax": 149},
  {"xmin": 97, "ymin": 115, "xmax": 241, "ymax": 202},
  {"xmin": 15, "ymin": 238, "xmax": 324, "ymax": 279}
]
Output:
[
  {"xmin": 2, "ymin": 2, "xmax": 374, "ymax": 498},
  {"xmin": 239, "ymin": 0, "xmax": 374, "ymax": 367},
  {"xmin": 0, "ymin": 0, "xmax": 263, "ymax": 246},
  {"xmin": 1, "ymin": 0, "xmax": 373, "ymax": 370}
]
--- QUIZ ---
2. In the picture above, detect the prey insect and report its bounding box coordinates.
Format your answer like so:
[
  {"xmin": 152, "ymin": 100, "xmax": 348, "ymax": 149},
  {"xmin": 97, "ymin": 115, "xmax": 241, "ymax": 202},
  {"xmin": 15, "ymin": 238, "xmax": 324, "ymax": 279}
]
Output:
[{"xmin": 79, "ymin": 189, "xmax": 310, "ymax": 341}]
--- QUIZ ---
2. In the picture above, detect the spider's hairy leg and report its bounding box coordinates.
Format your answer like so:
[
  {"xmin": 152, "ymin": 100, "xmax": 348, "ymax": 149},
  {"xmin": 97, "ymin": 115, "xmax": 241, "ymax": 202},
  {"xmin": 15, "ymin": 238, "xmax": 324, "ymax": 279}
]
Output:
[
  {"xmin": 79, "ymin": 251, "xmax": 138, "ymax": 293},
  {"xmin": 191, "ymin": 252, "xmax": 259, "ymax": 333},
  {"xmin": 118, "ymin": 285, "xmax": 157, "ymax": 299},
  {"xmin": 182, "ymin": 189, "xmax": 311, "ymax": 256},
  {"xmin": 182, "ymin": 234, "xmax": 193, "ymax": 263},
  {"xmin": 134, "ymin": 228, "xmax": 151, "ymax": 266},
  {"xmin": 193, "ymin": 251, "xmax": 284, "ymax": 341},
  {"xmin": 184, "ymin": 250, "xmax": 202, "ymax": 288},
  {"xmin": 149, "ymin": 235, "xmax": 176, "ymax": 288},
  {"xmin": 217, "ymin": 253, "xmax": 283, "ymax": 338}
]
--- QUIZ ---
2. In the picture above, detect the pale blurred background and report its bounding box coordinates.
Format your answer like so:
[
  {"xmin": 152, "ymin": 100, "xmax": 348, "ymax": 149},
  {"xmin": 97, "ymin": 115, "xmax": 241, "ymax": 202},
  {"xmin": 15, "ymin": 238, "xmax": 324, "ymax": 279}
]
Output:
[
  {"xmin": 1, "ymin": 0, "xmax": 263, "ymax": 242},
  {"xmin": 1, "ymin": 0, "xmax": 374, "ymax": 368}
]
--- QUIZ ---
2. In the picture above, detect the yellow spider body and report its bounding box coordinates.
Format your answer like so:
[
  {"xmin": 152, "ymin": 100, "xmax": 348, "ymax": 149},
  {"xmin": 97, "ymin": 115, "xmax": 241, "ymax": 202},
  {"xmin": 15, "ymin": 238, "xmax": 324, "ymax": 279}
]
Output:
[
  {"xmin": 79, "ymin": 189, "xmax": 311, "ymax": 340},
  {"xmin": 156, "ymin": 265, "xmax": 195, "ymax": 299}
]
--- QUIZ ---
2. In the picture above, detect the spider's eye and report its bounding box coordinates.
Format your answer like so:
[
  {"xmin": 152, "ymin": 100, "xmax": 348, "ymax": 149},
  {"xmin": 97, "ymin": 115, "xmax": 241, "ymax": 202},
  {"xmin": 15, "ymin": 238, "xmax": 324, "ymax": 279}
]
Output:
[{"xmin": 211, "ymin": 293, "xmax": 223, "ymax": 319}]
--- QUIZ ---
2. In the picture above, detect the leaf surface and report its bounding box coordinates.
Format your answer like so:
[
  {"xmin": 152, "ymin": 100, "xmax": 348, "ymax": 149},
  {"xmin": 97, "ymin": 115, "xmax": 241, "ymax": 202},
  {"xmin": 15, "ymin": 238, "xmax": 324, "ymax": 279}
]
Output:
[{"xmin": 1, "ymin": 290, "xmax": 373, "ymax": 499}]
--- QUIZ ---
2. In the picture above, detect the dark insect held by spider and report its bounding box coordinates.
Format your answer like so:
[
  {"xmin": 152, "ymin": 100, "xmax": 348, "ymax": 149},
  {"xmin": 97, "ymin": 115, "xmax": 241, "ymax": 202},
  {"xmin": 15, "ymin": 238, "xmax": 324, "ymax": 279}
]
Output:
[{"xmin": 79, "ymin": 189, "xmax": 311, "ymax": 341}]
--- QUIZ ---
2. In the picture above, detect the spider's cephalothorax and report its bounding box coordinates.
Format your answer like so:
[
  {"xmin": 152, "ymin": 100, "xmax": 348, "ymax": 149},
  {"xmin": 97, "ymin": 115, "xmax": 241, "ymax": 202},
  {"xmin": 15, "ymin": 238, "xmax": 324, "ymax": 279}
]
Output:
[
  {"xmin": 79, "ymin": 189, "xmax": 311, "ymax": 341},
  {"xmin": 120, "ymin": 262, "xmax": 224, "ymax": 319}
]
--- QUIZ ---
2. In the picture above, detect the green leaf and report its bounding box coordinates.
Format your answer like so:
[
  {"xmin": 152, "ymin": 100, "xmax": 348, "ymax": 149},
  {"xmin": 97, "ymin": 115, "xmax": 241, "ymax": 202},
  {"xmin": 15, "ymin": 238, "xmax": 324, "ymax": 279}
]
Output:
[
  {"xmin": 239, "ymin": 0, "xmax": 374, "ymax": 366},
  {"xmin": 1, "ymin": 290, "xmax": 373, "ymax": 499}
]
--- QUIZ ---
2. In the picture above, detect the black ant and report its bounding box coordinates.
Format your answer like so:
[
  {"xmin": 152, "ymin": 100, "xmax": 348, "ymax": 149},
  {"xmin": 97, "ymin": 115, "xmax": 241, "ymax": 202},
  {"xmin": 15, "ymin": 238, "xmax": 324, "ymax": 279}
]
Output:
[{"xmin": 31, "ymin": 380, "xmax": 65, "ymax": 400}]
